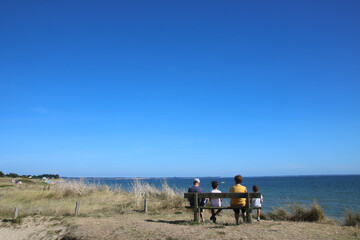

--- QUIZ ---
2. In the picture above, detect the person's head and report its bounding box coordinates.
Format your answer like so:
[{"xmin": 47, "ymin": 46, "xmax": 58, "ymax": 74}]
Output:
[
  {"xmin": 193, "ymin": 178, "xmax": 200, "ymax": 186},
  {"xmin": 234, "ymin": 175, "xmax": 243, "ymax": 184},
  {"xmin": 211, "ymin": 181, "xmax": 218, "ymax": 189},
  {"xmin": 252, "ymin": 185, "xmax": 259, "ymax": 192}
]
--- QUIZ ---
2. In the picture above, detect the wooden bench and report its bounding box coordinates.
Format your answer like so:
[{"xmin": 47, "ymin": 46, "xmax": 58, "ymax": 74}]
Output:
[{"xmin": 184, "ymin": 192, "xmax": 262, "ymax": 223}]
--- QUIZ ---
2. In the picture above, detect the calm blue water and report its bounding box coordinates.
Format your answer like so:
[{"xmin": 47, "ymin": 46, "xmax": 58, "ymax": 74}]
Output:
[{"xmin": 80, "ymin": 175, "xmax": 360, "ymax": 219}]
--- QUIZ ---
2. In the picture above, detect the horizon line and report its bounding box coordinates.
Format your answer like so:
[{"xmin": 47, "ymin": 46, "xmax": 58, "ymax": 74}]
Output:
[{"xmin": 61, "ymin": 173, "xmax": 360, "ymax": 179}]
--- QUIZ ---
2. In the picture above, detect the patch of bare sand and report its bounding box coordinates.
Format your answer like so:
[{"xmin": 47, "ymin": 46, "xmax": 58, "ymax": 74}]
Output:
[
  {"xmin": 65, "ymin": 211, "xmax": 360, "ymax": 240},
  {"xmin": 0, "ymin": 216, "xmax": 67, "ymax": 240}
]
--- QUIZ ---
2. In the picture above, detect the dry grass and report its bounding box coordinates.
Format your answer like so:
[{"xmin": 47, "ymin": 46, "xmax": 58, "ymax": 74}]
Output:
[
  {"xmin": 344, "ymin": 211, "xmax": 360, "ymax": 227},
  {"xmin": 130, "ymin": 178, "xmax": 185, "ymax": 210},
  {"xmin": 266, "ymin": 200, "xmax": 326, "ymax": 222},
  {"xmin": 0, "ymin": 177, "xmax": 186, "ymax": 219}
]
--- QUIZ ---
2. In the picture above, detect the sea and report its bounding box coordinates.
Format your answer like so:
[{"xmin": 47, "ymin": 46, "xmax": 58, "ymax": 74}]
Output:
[{"xmin": 80, "ymin": 175, "xmax": 360, "ymax": 219}]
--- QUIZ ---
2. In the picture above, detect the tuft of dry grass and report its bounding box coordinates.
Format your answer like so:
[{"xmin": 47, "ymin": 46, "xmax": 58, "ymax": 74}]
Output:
[
  {"xmin": 344, "ymin": 211, "xmax": 360, "ymax": 227},
  {"xmin": 266, "ymin": 200, "xmax": 326, "ymax": 222},
  {"xmin": 267, "ymin": 207, "xmax": 290, "ymax": 221},
  {"xmin": 55, "ymin": 178, "xmax": 112, "ymax": 197},
  {"xmin": 130, "ymin": 179, "xmax": 186, "ymax": 210}
]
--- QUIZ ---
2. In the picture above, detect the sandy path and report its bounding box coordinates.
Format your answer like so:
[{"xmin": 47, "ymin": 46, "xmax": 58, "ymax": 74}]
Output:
[
  {"xmin": 65, "ymin": 212, "xmax": 360, "ymax": 240},
  {"xmin": 1, "ymin": 212, "xmax": 359, "ymax": 240},
  {"xmin": 0, "ymin": 216, "xmax": 67, "ymax": 240}
]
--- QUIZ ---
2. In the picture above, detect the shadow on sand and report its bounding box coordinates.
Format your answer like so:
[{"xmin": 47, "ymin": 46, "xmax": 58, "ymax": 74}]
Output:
[
  {"xmin": 145, "ymin": 219, "xmax": 187, "ymax": 225},
  {"xmin": 2, "ymin": 219, "xmax": 13, "ymax": 223}
]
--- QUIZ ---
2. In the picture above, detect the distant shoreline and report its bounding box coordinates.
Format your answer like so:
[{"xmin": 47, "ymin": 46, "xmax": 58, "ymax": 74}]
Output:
[{"xmin": 61, "ymin": 174, "xmax": 360, "ymax": 179}]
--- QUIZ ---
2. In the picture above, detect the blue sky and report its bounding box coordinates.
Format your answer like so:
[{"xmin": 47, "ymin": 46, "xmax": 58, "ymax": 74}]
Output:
[{"xmin": 1, "ymin": 0, "xmax": 360, "ymax": 177}]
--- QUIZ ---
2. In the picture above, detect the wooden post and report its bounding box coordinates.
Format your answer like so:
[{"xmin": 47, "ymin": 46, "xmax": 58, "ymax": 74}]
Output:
[
  {"xmin": 75, "ymin": 201, "xmax": 80, "ymax": 216},
  {"xmin": 246, "ymin": 193, "xmax": 251, "ymax": 223},
  {"xmin": 144, "ymin": 199, "xmax": 148, "ymax": 213},
  {"xmin": 14, "ymin": 207, "xmax": 18, "ymax": 220},
  {"xmin": 194, "ymin": 193, "xmax": 200, "ymax": 223}
]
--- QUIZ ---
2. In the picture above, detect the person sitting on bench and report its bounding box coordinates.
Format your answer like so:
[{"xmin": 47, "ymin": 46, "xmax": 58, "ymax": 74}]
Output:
[
  {"xmin": 230, "ymin": 175, "xmax": 247, "ymax": 225},
  {"xmin": 188, "ymin": 178, "xmax": 205, "ymax": 222},
  {"xmin": 209, "ymin": 180, "xmax": 222, "ymax": 223}
]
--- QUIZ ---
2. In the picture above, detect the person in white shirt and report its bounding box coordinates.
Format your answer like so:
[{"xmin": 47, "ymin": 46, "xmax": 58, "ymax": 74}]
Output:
[
  {"xmin": 209, "ymin": 181, "xmax": 222, "ymax": 223},
  {"xmin": 250, "ymin": 185, "xmax": 263, "ymax": 222}
]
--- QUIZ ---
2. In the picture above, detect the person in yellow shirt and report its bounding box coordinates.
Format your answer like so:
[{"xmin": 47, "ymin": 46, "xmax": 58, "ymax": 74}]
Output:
[{"xmin": 229, "ymin": 175, "xmax": 247, "ymax": 225}]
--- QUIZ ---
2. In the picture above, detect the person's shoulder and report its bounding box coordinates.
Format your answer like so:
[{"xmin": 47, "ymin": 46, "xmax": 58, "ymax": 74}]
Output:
[
  {"xmin": 211, "ymin": 189, "xmax": 221, "ymax": 193},
  {"xmin": 189, "ymin": 186, "xmax": 203, "ymax": 193}
]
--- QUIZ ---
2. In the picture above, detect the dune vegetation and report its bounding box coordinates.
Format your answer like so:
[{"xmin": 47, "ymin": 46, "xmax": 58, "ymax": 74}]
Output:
[
  {"xmin": 0, "ymin": 177, "xmax": 185, "ymax": 219},
  {"xmin": 0, "ymin": 177, "xmax": 359, "ymax": 240}
]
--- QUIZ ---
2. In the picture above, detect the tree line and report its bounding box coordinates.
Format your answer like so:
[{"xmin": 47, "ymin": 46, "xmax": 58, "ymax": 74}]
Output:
[{"xmin": 0, "ymin": 171, "xmax": 59, "ymax": 179}]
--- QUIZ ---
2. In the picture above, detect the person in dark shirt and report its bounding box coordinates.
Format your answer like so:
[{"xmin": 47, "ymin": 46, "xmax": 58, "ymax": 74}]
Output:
[{"xmin": 188, "ymin": 178, "xmax": 205, "ymax": 221}]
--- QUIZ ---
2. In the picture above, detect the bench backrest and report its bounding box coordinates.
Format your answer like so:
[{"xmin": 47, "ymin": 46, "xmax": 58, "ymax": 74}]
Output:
[
  {"xmin": 184, "ymin": 192, "xmax": 261, "ymax": 199},
  {"xmin": 184, "ymin": 192, "xmax": 262, "ymax": 223}
]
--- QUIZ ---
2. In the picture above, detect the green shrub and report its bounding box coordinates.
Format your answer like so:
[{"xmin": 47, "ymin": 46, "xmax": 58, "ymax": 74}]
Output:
[
  {"xmin": 19, "ymin": 179, "xmax": 36, "ymax": 184},
  {"xmin": 6, "ymin": 173, "xmax": 19, "ymax": 178}
]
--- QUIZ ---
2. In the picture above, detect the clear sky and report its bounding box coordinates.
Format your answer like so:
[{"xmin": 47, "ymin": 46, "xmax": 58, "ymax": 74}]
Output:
[{"xmin": 1, "ymin": 0, "xmax": 360, "ymax": 177}]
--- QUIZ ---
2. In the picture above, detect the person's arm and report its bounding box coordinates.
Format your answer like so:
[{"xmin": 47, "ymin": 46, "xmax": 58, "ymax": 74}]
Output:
[
  {"xmin": 260, "ymin": 195, "xmax": 264, "ymax": 204},
  {"xmin": 200, "ymin": 188, "xmax": 205, "ymax": 203}
]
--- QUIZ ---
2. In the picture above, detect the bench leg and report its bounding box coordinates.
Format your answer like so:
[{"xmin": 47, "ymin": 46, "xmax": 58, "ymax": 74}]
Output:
[
  {"xmin": 197, "ymin": 208, "xmax": 201, "ymax": 223},
  {"xmin": 194, "ymin": 193, "xmax": 200, "ymax": 223},
  {"xmin": 193, "ymin": 207, "xmax": 197, "ymax": 222},
  {"xmin": 246, "ymin": 194, "xmax": 252, "ymax": 223}
]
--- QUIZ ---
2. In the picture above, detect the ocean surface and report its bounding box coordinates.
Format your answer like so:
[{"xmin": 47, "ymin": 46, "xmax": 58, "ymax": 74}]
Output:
[{"xmin": 80, "ymin": 175, "xmax": 360, "ymax": 219}]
